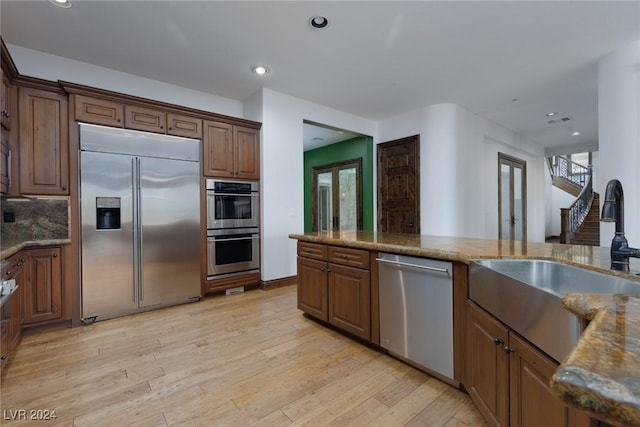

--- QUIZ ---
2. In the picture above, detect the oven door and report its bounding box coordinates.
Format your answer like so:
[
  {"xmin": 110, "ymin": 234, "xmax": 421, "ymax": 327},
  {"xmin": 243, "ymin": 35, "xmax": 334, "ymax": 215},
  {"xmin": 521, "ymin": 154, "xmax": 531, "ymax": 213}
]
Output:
[
  {"xmin": 207, "ymin": 228, "xmax": 259, "ymax": 277},
  {"xmin": 207, "ymin": 191, "xmax": 259, "ymax": 229}
]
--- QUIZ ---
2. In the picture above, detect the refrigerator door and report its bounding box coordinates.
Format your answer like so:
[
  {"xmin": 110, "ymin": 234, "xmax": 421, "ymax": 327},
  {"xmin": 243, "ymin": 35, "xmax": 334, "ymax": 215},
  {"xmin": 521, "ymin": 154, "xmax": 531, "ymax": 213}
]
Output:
[
  {"xmin": 81, "ymin": 151, "xmax": 138, "ymax": 320},
  {"xmin": 138, "ymin": 156, "xmax": 201, "ymax": 307}
]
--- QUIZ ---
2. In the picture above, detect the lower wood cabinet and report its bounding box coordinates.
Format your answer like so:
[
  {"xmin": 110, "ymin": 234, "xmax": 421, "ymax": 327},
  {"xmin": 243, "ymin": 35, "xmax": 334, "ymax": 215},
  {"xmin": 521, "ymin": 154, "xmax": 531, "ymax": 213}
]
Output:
[
  {"xmin": 466, "ymin": 300, "xmax": 596, "ymax": 427},
  {"xmin": 23, "ymin": 247, "xmax": 63, "ymax": 326},
  {"xmin": 296, "ymin": 242, "xmax": 371, "ymax": 341}
]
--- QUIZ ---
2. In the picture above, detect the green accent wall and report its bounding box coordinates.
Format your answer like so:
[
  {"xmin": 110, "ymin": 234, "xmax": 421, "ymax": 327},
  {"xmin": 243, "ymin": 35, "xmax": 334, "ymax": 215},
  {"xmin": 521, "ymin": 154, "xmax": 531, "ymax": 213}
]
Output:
[{"xmin": 304, "ymin": 136, "xmax": 374, "ymax": 232}]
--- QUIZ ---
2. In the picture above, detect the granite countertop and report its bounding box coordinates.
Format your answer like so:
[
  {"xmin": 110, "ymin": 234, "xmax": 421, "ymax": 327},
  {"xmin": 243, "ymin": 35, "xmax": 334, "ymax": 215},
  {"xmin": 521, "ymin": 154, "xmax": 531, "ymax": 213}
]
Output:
[
  {"xmin": 290, "ymin": 231, "xmax": 640, "ymax": 427},
  {"xmin": 1, "ymin": 238, "xmax": 71, "ymax": 260}
]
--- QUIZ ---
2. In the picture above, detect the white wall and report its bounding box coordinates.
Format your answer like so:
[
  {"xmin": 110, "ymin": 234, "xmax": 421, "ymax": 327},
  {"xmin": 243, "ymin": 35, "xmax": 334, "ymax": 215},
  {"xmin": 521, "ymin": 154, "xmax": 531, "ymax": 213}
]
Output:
[
  {"xmin": 256, "ymin": 89, "xmax": 377, "ymax": 281},
  {"xmin": 378, "ymin": 104, "xmax": 546, "ymax": 241},
  {"xmin": 598, "ymin": 40, "xmax": 640, "ymax": 247},
  {"xmin": 7, "ymin": 44, "xmax": 243, "ymax": 117}
]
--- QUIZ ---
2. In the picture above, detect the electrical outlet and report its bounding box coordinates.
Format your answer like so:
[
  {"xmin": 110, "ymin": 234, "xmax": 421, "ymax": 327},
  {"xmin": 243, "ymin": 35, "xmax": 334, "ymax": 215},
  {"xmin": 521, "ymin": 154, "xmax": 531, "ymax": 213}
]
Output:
[{"xmin": 3, "ymin": 211, "xmax": 15, "ymax": 223}]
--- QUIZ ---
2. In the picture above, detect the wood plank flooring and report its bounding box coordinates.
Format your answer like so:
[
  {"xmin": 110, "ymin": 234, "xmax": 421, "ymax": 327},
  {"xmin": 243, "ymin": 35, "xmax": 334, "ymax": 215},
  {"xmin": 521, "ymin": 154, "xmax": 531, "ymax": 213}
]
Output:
[{"xmin": 0, "ymin": 286, "xmax": 487, "ymax": 426}]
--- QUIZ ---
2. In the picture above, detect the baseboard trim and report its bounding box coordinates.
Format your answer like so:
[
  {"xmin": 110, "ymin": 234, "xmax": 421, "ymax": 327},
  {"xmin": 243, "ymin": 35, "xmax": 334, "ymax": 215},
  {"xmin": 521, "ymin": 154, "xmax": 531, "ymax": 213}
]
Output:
[{"xmin": 261, "ymin": 275, "xmax": 297, "ymax": 290}]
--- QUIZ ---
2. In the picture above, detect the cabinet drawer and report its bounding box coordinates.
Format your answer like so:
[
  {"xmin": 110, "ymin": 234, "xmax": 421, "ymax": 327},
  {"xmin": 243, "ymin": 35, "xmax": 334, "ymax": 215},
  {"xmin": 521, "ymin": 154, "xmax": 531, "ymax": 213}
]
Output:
[
  {"xmin": 297, "ymin": 242, "xmax": 327, "ymax": 261},
  {"xmin": 75, "ymin": 95, "xmax": 123, "ymax": 127},
  {"xmin": 125, "ymin": 105, "xmax": 166, "ymax": 133},
  {"xmin": 328, "ymin": 246, "xmax": 370, "ymax": 269},
  {"xmin": 167, "ymin": 113, "xmax": 202, "ymax": 138}
]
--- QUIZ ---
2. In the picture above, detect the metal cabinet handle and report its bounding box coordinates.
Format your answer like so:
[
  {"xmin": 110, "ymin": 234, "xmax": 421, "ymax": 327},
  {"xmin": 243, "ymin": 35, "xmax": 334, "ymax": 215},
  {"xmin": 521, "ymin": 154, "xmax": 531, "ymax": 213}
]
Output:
[
  {"xmin": 493, "ymin": 338, "xmax": 504, "ymax": 345},
  {"xmin": 0, "ymin": 354, "xmax": 7, "ymax": 360},
  {"xmin": 1, "ymin": 110, "xmax": 9, "ymax": 118},
  {"xmin": 342, "ymin": 255, "xmax": 348, "ymax": 260},
  {"xmin": 53, "ymin": 253, "xmax": 58, "ymax": 258},
  {"xmin": 504, "ymin": 346, "xmax": 515, "ymax": 354}
]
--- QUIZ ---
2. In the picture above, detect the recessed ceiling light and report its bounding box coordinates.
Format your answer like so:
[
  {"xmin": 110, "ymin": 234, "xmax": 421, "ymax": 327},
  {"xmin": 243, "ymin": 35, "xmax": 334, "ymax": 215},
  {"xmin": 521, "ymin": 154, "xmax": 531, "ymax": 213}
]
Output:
[
  {"xmin": 546, "ymin": 112, "xmax": 558, "ymax": 117},
  {"xmin": 252, "ymin": 66, "xmax": 269, "ymax": 75},
  {"xmin": 310, "ymin": 16, "xmax": 329, "ymax": 29},
  {"xmin": 571, "ymin": 131, "xmax": 581, "ymax": 136},
  {"xmin": 49, "ymin": 0, "xmax": 72, "ymax": 8}
]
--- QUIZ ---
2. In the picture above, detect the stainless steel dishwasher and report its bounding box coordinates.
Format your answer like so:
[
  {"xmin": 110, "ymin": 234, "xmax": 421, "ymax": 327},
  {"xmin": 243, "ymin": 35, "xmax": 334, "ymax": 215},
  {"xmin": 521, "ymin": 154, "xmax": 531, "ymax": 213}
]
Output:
[{"xmin": 377, "ymin": 253, "xmax": 455, "ymax": 385}]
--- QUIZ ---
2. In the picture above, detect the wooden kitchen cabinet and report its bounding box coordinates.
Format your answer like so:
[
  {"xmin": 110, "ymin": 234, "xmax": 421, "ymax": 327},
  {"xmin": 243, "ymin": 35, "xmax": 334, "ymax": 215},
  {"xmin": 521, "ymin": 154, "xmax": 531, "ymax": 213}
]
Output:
[
  {"xmin": 203, "ymin": 120, "xmax": 260, "ymax": 180},
  {"xmin": 0, "ymin": 132, "xmax": 9, "ymax": 194},
  {"xmin": 23, "ymin": 247, "xmax": 63, "ymax": 325},
  {"xmin": 74, "ymin": 94, "xmax": 203, "ymax": 139},
  {"xmin": 296, "ymin": 242, "xmax": 371, "ymax": 340},
  {"xmin": 1, "ymin": 251, "xmax": 25, "ymax": 373},
  {"xmin": 1, "ymin": 67, "xmax": 16, "ymax": 194},
  {"xmin": 124, "ymin": 104, "xmax": 166, "ymax": 133},
  {"xmin": 1, "ymin": 68, "xmax": 12, "ymax": 131},
  {"xmin": 18, "ymin": 86, "xmax": 69, "ymax": 195},
  {"xmin": 75, "ymin": 94, "xmax": 124, "ymax": 127},
  {"xmin": 466, "ymin": 301, "xmax": 596, "ymax": 427}
]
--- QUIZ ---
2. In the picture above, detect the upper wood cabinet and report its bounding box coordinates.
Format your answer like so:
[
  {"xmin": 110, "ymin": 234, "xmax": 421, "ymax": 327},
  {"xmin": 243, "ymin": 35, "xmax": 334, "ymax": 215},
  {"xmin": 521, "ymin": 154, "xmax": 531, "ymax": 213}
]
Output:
[
  {"xmin": 1, "ymin": 68, "xmax": 12, "ymax": 131},
  {"xmin": 124, "ymin": 104, "xmax": 166, "ymax": 133},
  {"xmin": 167, "ymin": 113, "xmax": 202, "ymax": 139},
  {"xmin": 75, "ymin": 94, "xmax": 124, "ymax": 127},
  {"xmin": 18, "ymin": 86, "xmax": 69, "ymax": 195},
  {"xmin": 203, "ymin": 120, "xmax": 259, "ymax": 180},
  {"xmin": 75, "ymin": 95, "xmax": 203, "ymax": 139}
]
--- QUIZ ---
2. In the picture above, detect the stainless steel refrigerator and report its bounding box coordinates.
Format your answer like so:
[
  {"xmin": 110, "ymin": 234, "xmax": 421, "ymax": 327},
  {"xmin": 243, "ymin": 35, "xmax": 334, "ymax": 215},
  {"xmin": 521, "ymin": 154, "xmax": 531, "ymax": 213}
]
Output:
[{"xmin": 80, "ymin": 123, "xmax": 201, "ymax": 322}]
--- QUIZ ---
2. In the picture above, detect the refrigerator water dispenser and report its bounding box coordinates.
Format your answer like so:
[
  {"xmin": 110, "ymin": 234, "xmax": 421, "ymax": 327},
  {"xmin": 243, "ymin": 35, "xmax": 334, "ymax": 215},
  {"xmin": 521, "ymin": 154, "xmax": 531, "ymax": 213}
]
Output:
[{"xmin": 96, "ymin": 197, "xmax": 121, "ymax": 230}]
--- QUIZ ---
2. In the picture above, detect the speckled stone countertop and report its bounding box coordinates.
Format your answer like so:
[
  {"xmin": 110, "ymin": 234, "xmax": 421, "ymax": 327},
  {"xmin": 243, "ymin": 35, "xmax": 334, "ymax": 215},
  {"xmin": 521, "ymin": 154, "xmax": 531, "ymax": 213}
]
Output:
[{"xmin": 290, "ymin": 230, "xmax": 640, "ymax": 427}]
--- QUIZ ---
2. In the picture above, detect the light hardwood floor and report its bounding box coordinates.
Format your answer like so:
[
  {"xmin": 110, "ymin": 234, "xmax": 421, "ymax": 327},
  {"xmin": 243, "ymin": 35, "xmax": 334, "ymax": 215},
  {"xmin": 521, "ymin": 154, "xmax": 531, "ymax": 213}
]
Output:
[{"xmin": 0, "ymin": 286, "xmax": 487, "ymax": 426}]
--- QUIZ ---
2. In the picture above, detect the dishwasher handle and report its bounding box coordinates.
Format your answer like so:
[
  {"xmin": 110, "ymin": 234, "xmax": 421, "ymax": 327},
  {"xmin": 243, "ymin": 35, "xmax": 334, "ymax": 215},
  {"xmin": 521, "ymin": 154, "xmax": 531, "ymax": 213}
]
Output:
[{"xmin": 376, "ymin": 257, "xmax": 450, "ymax": 276}]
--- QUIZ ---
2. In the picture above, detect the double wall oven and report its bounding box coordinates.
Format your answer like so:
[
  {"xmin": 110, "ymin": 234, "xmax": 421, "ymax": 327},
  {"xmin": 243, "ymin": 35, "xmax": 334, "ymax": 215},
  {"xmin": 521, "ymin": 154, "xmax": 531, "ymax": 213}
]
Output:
[{"xmin": 206, "ymin": 179, "xmax": 260, "ymax": 279}]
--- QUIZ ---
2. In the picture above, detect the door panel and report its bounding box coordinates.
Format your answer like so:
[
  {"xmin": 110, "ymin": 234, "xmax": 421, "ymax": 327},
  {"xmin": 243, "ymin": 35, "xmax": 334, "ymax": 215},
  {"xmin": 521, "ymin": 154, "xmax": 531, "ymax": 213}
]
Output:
[
  {"xmin": 81, "ymin": 151, "xmax": 137, "ymax": 320},
  {"xmin": 498, "ymin": 153, "xmax": 527, "ymax": 241},
  {"xmin": 377, "ymin": 135, "xmax": 419, "ymax": 234},
  {"xmin": 139, "ymin": 157, "xmax": 200, "ymax": 307},
  {"xmin": 312, "ymin": 159, "xmax": 362, "ymax": 231}
]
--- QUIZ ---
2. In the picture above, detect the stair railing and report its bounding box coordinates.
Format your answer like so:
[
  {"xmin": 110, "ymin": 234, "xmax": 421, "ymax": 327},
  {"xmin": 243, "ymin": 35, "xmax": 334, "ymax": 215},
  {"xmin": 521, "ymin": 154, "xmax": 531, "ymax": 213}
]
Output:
[
  {"xmin": 551, "ymin": 156, "xmax": 590, "ymax": 188},
  {"xmin": 560, "ymin": 172, "xmax": 594, "ymax": 244}
]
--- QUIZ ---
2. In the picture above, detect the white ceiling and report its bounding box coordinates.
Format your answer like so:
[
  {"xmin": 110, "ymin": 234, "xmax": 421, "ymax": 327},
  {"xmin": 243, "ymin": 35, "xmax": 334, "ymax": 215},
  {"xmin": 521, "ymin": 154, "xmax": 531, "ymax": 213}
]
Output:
[{"xmin": 2, "ymin": 1, "xmax": 639, "ymax": 152}]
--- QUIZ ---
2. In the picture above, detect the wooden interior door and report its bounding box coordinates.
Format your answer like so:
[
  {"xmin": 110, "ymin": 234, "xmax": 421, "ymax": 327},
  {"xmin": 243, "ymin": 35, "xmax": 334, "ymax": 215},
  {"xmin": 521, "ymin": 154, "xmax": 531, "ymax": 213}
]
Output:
[{"xmin": 377, "ymin": 135, "xmax": 420, "ymax": 233}]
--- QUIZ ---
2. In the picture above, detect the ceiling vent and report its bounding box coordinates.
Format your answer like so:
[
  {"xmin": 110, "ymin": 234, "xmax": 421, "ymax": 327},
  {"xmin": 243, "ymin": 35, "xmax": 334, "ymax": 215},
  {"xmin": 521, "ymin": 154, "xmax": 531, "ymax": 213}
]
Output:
[{"xmin": 546, "ymin": 116, "xmax": 572, "ymax": 125}]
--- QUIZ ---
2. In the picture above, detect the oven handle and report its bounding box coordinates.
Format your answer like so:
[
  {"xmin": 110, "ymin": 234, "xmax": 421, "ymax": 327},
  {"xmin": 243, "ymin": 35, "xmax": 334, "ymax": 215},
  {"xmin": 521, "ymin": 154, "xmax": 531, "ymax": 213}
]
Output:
[
  {"xmin": 210, "ymin": 235, "xmax": 260, "ymax": 242},
  {"xmin": 208, "ymin": 192, "xmax": 258, "ymax": 197}
]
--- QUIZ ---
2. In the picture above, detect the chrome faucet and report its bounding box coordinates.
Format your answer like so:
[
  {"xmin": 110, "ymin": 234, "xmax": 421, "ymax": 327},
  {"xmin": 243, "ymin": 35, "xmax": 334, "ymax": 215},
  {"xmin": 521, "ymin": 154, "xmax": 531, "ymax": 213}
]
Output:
[{"xmin": 600, "ymin": 179, "xmax": 640, "ymax": 272}]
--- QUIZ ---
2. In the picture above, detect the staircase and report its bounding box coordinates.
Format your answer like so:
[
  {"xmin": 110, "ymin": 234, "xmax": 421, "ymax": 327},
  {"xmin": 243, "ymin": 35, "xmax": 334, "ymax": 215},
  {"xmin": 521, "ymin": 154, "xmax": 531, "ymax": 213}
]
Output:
[
  {"xmin": 568, "ymin": 193, "xmax": 600, "ymax": 246},
  {"xmin": 550, "ymin": 156, "xmax": 600, "ymax": 246}
]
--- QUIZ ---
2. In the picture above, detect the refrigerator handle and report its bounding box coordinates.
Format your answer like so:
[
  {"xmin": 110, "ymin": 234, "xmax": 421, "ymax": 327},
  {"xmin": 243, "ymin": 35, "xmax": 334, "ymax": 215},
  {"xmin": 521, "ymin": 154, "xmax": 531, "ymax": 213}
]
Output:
[
  {"xmin": 136, "ymin": 157, "xmax": 144, "ymax": 303},
  {"xmin": 132, "ymin": 158, "xmax": 140, "ymax": 305}
]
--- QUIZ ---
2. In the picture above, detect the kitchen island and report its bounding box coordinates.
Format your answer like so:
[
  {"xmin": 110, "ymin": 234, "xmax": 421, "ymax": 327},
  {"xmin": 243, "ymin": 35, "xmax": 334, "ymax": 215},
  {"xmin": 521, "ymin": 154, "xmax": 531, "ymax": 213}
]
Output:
[{"xmin": 290, "ymin": 230, "xmax": 640, "ymax": 427}]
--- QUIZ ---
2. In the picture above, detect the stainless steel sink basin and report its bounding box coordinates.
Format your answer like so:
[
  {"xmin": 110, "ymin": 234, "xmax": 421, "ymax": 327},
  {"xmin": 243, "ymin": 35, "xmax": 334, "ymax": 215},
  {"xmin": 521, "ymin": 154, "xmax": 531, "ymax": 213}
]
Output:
[{"xmin": 469, "ymin": 259, "xmax": 640, "ymax": 363}]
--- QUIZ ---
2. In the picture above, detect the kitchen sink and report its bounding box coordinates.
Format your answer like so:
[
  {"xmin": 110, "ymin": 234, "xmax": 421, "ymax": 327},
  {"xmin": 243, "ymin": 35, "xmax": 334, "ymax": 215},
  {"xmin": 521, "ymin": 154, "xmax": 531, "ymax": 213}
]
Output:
[{"xmin": 469, "ymin": 259, "xmax": 640, "ymax": 363}]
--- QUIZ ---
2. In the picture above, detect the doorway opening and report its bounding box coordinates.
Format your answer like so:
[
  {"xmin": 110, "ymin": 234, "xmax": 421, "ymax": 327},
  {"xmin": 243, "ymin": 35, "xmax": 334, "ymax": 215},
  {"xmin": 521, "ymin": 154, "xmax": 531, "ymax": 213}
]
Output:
[{"xmin": 498, "ymin": 153, "xmax": 527, "ymax": 241}]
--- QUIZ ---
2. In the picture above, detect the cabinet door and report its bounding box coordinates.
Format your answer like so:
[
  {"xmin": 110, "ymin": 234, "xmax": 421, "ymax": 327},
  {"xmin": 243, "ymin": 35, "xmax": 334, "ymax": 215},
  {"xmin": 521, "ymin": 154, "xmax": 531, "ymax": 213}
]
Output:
[
  {"xmin": 297, "ymin": 257, "xmax": 328, "ymax": 322},
  {"xmin": 9, "ymin": 276, "xmax": 23, "ymax": 351},
  {"xmin": 1, "ymin": 132, "xmax": 9, "ymax": 193},
  {"xmin": 24, "ymin": 247, "xmax": 63, "ymax": 325},
  {"xmin": 203, "ymin": 121, "xmax": 234, "ymax": 177},
  {"xmin": 124, "ymin": 105, "xmax": 166, "ymax": 134},
  {"xmin": 74, "ymin": 94, "xmax": 123, "ymax": 127},
  {"xmin": 467, "ymin": 301, "xmax": 509, "ymax": 427},
  {"xmin": 509, "ymin": 333, "xmax": 595, "ymax": 427},
  {"xmin": 328, "ymin": 263, "xmax": 370, "ymax": 340},
  {"xmin": 1, "ymin": 69, "xmax": 11, "ymax": 130},
  {"xmin": 234, "ymin": 126, "xmax": 260, "ymax": 180},
  {"xmin": 167, "ymin": 113, "xmax": 202, "ymax": 139},
  {"xmin": 18, "ymin": 87, "xmax": 69, "ymax": 195}
]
